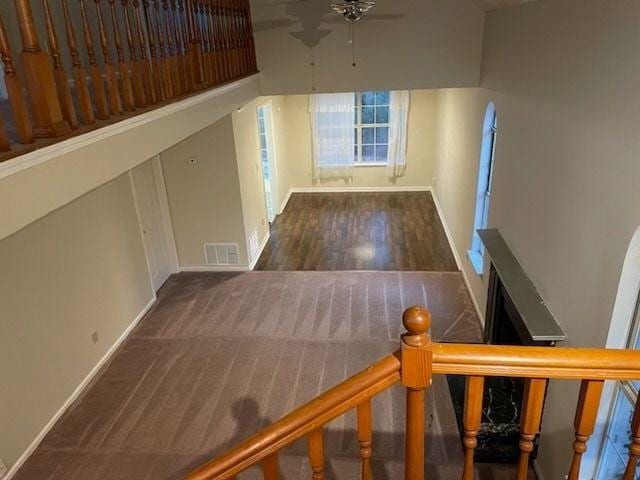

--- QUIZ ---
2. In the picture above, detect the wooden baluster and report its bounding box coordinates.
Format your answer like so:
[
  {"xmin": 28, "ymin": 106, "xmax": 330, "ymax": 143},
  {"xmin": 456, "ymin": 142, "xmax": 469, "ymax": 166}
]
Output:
[
  {"xmin": 214, "ymin": 0, "xmax": 229, "ymax": 82},
  {"xmin": 567, "ymin": 379, "xmax": 604, "ymax": 480},
  {"xmin": 121, "ymin": 0, "xmax": 147, "ymax": 107},
  {"xmin": 206, "ymin": 0, "xmax": 219, "ymax": 85},
  {"xmin": 43, "ymin": 0, "xmax": 79, "ymax": 130},
  {"xmin": 185, "ymin": 0, "xmax": 204, "ymax": 88},
  {"xmin": 170, "ymin": 0, "xmax": 188, "ymax": 94},
  {"xmin": 517, "ymin": 378, "xmax": 547, "ymax": 480},
  {"xmin": 233, "ymin": 0, "xmax": 242, "ymax": 76},
  {"xmin": 308, "ymin": 427, "xmax": 325, "ymax": 480},
  {"xmin": 176, "ymin": 0, "xmax": 193, "ymax": 92},
  {"xmin": 261, "ymin": 453, "xmax": 279, "ymax": 480},
  {"xmin": 623, "ymin": 395, "xmax": 640, "ymax": 480},
  {"xmin": 357, "ymin": 399, "xmax": 373, "ymax": 480},
  {"xmin": 153, "ymin": 0, "xmax": 174, "ymax": 97},
  {"xmin": 199, "ymin": 1, "xmax": 212, "ymax": 85},
  {"xmin": 0, "ymin": 118, "xmax": 10, "ymax": 152},
  {"xmin": 62, "ymin": 0, "xmax": 95, "ymax": 124},
  {"xmin": 461, "ymin": 376, "xmax": 484, "ymax": 480},
  {"xmin": 108, "ymin": 0, "xmax": 135, "ymax": 111},
  {"xmin": 79, "ymin": 0, "xmax": 110, "ymax": 120},
  {"xmin": 13, "ymin": 0, "xmax": 70, "ymax": 137},
  {"xmin": 94, "ymin": 0, "xmax": 123, "ymax": 115},
  {"xmin": 245, "ymin": 0, "xmax": 256, "ymax": 72},
  {"xmin": 142, "ymin": 0, "xmax": 166, "ymax": 102},
  {"xmin": 237, "ymin": 0, "xmax": 248, "ymax": 75},
  {"xmin": 133, "ymin": 0, "xmax": 157, "ymax": 104},
  {"xmin": 0, "ymin": 14, "xmax": 34, "ymax": 144},
  {"xmin": 162, "ymin": 0, "xmax": 182, "ymax": 95},
  {"xmin": 401, "ymin": 306, "xmax": 432, "ymax": 480}
]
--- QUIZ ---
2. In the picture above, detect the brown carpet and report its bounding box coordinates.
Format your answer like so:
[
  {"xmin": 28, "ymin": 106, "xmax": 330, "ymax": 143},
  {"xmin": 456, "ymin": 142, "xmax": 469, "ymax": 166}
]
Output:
[{"xmin": 14, "ymin": 271, "xmax": 532, "ymax": 479}]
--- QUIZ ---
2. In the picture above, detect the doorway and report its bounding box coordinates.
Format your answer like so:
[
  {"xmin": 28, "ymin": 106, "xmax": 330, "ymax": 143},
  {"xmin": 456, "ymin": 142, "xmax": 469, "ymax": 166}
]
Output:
[
  {"xmin": 130, "ymin": 157, "xmax": 177, "ymax": 292},
  {"xmin": 257, "ymin": 101, "xmax": 278, "ymax": 223}
]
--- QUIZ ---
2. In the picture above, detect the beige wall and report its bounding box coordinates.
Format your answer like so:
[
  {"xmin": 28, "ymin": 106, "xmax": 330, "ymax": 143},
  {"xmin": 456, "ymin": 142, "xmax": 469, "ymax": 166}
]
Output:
[
  {"xmin": 0, "ymin": 76, "xmax": 260, "ymax": 243},
  {"xmin": 278, "ymin": 90, "xmax": 439, "ymax": 190},
  {"xmin": 161, "ymin": 117, "xmax": 250, "ymax": 267},
  {"xmin": 232, "ymin": 97, "xmax": 282, "ymax": 256},
  {"xmin": 0, "ymin": 173, "xmax": 153, "ymax": 470},
  {"xmin": 251, "ymin": 0, "xmax": 485, "ymax": 94},
  {"xmin": 433, "ymin": 1, "xmax": 640, "ymax": 478}
]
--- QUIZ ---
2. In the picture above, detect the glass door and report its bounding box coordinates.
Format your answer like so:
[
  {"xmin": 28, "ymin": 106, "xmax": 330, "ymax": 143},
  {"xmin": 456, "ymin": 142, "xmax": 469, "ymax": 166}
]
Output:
[{"xmin": 595, "ymin": 299, "xmax": 640, "ymax": 479}]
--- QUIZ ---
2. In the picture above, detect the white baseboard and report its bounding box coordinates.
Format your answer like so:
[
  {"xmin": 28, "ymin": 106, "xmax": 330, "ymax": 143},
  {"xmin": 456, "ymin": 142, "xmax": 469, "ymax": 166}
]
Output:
[
  {"xmin": 279, "ymin": 189, "xmax": 292, "ymax": 215},
  {"xmin": 533, "ymin": 459, "xmax": 545, "ymax": 480},
  {"xmin": 179, "ymin": 265, "xmax": 250, "ymax": 272},
  {"xmin": 290, "ymin": 185, "xmax": 431, "ymax": 193},
  {"xmin": 430, "ymin": 188, "xmax": 485, "ymax": 324},
  {"xmin": 249, "ymin": 231, "xmax": 270, "ymax": 270},
  {"xmin": 6, "ymin": 295, "xmax": 157, "ymax": 480}
]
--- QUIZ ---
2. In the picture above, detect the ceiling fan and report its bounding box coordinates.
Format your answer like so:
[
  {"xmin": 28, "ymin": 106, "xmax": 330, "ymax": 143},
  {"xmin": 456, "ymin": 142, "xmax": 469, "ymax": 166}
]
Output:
[{"xmin": 329, "ymin": 0, "xmax": 376, "ymax": 23}]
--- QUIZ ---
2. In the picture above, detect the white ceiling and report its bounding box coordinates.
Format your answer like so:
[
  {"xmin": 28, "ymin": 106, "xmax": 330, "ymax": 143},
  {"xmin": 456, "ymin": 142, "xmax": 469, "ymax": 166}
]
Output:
[{"xmin": 475, "ymin": 0, "xmax": 536, "ymax": 11}]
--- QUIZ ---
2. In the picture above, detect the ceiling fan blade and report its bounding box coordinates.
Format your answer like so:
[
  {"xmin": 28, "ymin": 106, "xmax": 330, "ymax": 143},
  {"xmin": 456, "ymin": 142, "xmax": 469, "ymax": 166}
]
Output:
[{"xmin": 253, "ymin": 18, "xmax": 300, "ymax": 32}]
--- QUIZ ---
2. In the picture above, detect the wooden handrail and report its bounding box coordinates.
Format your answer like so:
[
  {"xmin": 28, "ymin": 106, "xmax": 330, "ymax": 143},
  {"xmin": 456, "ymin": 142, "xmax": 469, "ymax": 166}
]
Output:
[
  {"xmin": 431, "ymin": 342, "xmax": 640, "ymax": 379},
  {"xmin": 186, "ymin": 353, "xmax": 401, "ymax": 480},
  {"xmin": 186, "ymin": 306, "xmax": 640, "ymax": 480}
]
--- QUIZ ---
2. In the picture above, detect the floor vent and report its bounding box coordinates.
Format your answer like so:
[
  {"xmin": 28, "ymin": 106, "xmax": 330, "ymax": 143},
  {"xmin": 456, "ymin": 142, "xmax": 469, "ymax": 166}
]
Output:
[{"xmin": 204, "ymin": 243, "xmax": 240, "ymax": 266}]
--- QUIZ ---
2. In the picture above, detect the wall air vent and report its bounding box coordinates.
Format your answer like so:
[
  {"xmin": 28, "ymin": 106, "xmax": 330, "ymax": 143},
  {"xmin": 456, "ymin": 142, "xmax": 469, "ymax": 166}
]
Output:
[{"xmin": 204, "ymin": 243, "xmax": 240, "ymax": 266}]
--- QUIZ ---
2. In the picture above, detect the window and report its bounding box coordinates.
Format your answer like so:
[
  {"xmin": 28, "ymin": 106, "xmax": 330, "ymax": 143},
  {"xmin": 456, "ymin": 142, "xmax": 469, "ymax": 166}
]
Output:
[
  {"xmin": 468, "ymin": 103, "xmax": 498, "ymax": 275},
  {"xmin": 595, "ymin": 298, "xmax": 640, "ymax": 479},
  {"xmin": 354, "ymin": 91, "xmax": 390, "ymax": 165}
]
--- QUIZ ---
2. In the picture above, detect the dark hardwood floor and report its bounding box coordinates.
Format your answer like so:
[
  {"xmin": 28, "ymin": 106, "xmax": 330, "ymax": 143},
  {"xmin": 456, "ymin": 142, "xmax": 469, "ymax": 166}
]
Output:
[{"xmin": 255, "ymin": 192, "xmax": 458, "ymax": 271}]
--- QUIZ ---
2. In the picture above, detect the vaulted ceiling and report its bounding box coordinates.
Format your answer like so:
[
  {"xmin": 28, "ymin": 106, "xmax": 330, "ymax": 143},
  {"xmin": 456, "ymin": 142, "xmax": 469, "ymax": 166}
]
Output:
[{"xmin": 475, "ymin": 0, "xmax": 536, "ymax": 11}]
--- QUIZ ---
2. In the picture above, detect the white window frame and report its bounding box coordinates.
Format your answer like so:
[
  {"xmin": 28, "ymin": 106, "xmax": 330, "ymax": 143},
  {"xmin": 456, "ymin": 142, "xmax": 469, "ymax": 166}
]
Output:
[
  {"xmin": 354, "ymin": 91, "xmax": 390, "ymax": 167},
  {"xmin": 468, "ymin": 103, "xmax": 498, "ymax": 276}
]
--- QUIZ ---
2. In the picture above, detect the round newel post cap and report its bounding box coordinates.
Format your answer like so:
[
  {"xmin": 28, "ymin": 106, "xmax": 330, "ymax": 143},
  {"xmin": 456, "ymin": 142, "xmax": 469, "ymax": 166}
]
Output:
[{"xmin": 402, "ymin": 306, "xmax": 431, "ymax": 336}]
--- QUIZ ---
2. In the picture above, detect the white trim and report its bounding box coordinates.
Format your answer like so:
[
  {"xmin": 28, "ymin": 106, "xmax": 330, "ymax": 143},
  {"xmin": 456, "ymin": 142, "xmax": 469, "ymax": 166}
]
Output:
[
  {"xmin": 0, "ymin": 75, "xmax": 259, "ymax": 180},
  {"xmin": 129, "ymin": 171, "xmax": 157, "ymax": 293},
  {"xmin": 290, "ymin": 186, "xmax": 431, "ymax": 193},
  {"xmin": 152, "ymin": 156, "xmax": 180, "ymax": 274},
  {"xmin": 279, "ymin": 188, "xmax": 292, "ymax": 215},
  {"xmin": 180, "ymin": 265, "xmax": 251, "ymax": 272},
  {"xmin": 532, "ymin": 459, "xmax": 546, "ymax": 480},
  {"xmin": 249, "ymin": 231, "xmax": 270, "ymax": 270},
  {"xmin": 430, "ymin": 187, "xmax": 485, "ymax": 324},
  {"xmin": 6, "ymin": 296, "xmax": 157, "ymax": 480},
  {"xmin": 355, "ymin": 162, "xmax": 387, "ymax": 167}
]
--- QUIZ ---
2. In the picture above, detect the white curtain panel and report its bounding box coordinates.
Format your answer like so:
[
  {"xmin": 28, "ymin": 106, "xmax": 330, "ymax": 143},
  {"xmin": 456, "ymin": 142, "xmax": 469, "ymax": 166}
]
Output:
[
  {"xmin": 387, "ymin": 90, "xmax": 410, "ymax": 179},
  {"xmin": 309, "ymin": 93, "xmax": 356, "ymax": 180}
]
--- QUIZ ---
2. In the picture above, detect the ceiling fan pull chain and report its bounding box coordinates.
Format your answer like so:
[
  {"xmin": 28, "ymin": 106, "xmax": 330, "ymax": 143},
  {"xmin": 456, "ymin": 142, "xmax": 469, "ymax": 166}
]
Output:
[{"xmin": 349, "ymin": 23, "xmax": 356, "ymax": 67}]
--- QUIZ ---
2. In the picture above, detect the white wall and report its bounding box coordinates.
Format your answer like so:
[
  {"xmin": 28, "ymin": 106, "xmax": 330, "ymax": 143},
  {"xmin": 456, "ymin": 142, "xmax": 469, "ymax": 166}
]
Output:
[
  {"xmin": 0, "ymin": 173, "xmax": 154, "ymax": 471},
  {"xmin": 433, "ymin": 1, "xmax": 640, "ymax": 478},
  {"xmin": 251, "ymin": 0, "xmax": 485, "ymax": 94},
  {"xmin": 277, "ymin": 90, "xmax": 439, "ymax": 191}
]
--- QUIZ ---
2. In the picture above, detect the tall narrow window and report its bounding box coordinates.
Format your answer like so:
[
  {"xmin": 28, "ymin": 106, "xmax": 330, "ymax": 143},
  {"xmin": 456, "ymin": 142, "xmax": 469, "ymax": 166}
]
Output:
[
  {"xmin": 354, "ymin": 91, "xmax": 390, "ymax": 164},
  {"xmin": 468, "ymin": 103, "xmax": 498, "ymax": 275}
]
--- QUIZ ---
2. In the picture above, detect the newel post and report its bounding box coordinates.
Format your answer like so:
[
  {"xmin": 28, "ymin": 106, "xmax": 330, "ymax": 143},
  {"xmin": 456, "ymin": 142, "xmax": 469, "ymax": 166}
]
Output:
[
  {"xmin": 13, "ymin": 0, "xmax": 71, "ymax": 137},
  {"xmin": 401, "ymin": 306, "xmax": 432, "ymax": 480}
]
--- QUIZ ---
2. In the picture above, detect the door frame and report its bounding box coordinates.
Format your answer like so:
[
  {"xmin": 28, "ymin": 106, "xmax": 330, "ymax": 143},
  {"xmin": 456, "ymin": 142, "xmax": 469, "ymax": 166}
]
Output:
[
  {"xmin": 129, "ymin": 155, "xmax": 179, "ymax": 292},
  {"xmin": 256, "ymin": 99, "xmax": 279, "ymax": 223}
]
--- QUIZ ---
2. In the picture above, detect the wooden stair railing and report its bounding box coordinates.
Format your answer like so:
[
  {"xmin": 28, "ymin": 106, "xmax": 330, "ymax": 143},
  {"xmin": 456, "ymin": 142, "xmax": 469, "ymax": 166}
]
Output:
[
  {"xmin": 0, "ymin": 0, "xmax": 258, "ymax": 161},
  {"xmin": 186, "ymin": 306, "xmax": 640, "ymax": 480}
]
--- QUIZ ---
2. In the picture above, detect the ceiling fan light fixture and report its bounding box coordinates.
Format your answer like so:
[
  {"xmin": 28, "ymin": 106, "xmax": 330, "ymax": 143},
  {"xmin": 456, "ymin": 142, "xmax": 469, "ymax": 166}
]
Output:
[{"xmin": 330, "ymin": 0, "xmax": 376, "ymax": 23}]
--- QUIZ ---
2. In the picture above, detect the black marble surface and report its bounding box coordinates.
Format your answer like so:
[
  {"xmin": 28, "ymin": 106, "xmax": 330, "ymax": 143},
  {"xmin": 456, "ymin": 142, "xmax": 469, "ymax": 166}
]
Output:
[{"xmin": 447, "ymin": 375, "xmax": 529, "ymax": 463}]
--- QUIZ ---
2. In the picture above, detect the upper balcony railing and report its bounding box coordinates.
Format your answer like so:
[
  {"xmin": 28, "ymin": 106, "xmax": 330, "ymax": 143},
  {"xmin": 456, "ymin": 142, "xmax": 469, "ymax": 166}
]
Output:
[{"xmin": 0, "ymin": 0, "xmax": 257, "ymax": 162}]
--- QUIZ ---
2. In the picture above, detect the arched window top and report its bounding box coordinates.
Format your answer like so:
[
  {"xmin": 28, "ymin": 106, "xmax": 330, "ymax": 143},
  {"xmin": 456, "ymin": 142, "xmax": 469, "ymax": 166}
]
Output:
[{"xmin": 468, "ymin": 103, "xmax": 498, "ymax": 276}]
